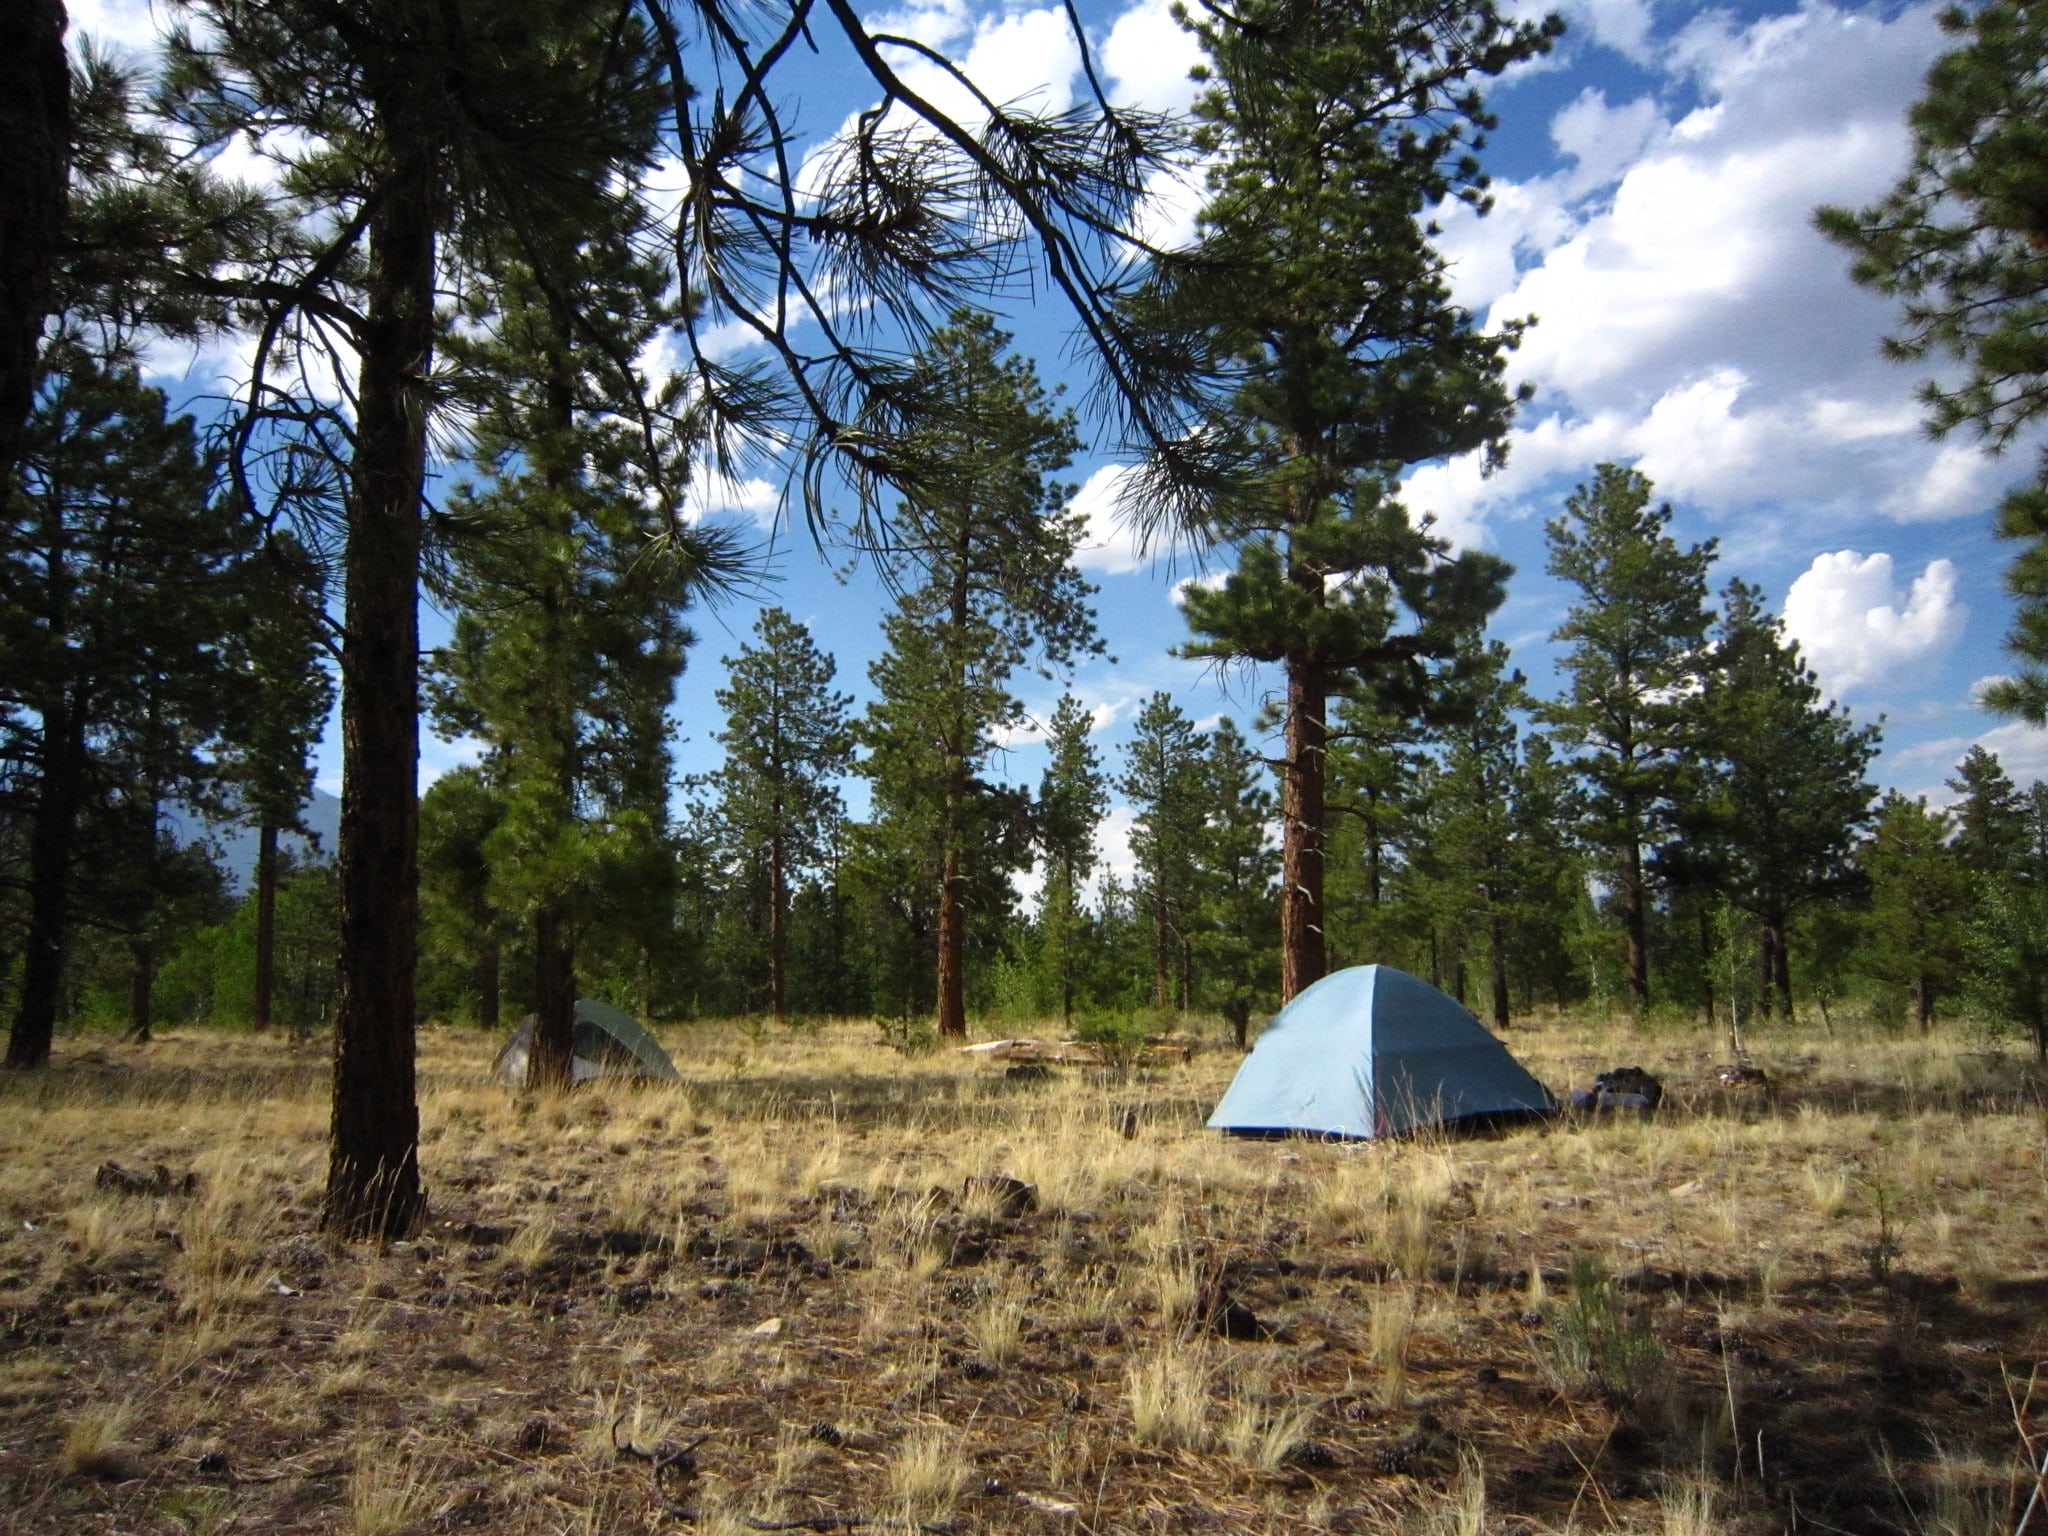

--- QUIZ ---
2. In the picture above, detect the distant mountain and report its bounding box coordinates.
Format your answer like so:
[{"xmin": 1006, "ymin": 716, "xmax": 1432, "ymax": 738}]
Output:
[{"xmin": 170, "ymin": 789, "xmax": 343, "ymax": 895}]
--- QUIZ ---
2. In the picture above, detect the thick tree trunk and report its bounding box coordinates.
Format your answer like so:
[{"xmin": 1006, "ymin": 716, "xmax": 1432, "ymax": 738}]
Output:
[
  {"xmin": 1914, "ymin": 972, "xmax": 1934, "ymax": 1034},
  {"xmin": 1279, "ymin": 653, "xmax": 1328, "ymax": 1004},
  {"xmin": 1622, "ymin": 835, "xmax": 1648, "ymax": 1014},
  {"xmin": 1151, "ymin": 879, "xmax": 1171, "ymax": 1011},
  {"xmin": 0, "ymin": 0, "xmax": 67, "ymax": 493},
  {"xmin": 1770, "ymin": 916, "xmax": 1792, "ymax": 1019},
  {"xmin": 475, "ymin": 942, "xmax": 500, "ymax": 1032},
  {"xmin": 1488, "ymin": 912, "xmax": 1509, "ymax": 1031},
  {"xmin": 6, "ymin": 705, "xmax": 81, "ymax": 1070},
  {"xmin": 124, "ymin": 941, "xmax": 155, "ymax": 1043},
  {"xmin": 1697, "ymin": 902, "xmax": 1716, "ymax": 1028},
  {"xmin": 1755, "ymin": 922, "xmax": 1777, "ymax": 1020},
  {"xmin": 325, "ymin": 128, "xmax": 435, "ymax": 1240},
  {"xmin": 936, "ymin": 836, "xmax": 966, "ymax": 1038},
  {"xmin": 252, "ymin": 821, "xmax": 279, "ymax": 1031},
  {"xmin": 768, "ymin": 817, "xmax": 787, "ymax": 1021},
  {"xmin": 529, "ymin": 903, "xmax": 575, "ymax": 1091}
]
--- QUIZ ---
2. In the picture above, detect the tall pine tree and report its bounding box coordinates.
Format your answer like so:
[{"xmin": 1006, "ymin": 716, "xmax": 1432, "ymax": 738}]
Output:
[
  {"xmin": 1542, "ymin": 464, "xmax": 1717, "ymax": 1014},
  {"xmin": 1142, "ymin": 0, "xmax": 1550, "ymax": 1001},
  {"xmin": 857, "ymin": 313, "xmax": 1098, "ymax": 1039}
]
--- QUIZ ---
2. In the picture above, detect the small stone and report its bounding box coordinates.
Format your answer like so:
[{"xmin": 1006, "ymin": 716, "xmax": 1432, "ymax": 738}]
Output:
[{"xmin": 748, "ymin": 1316, "xmax": 783, "ymax": 1337}]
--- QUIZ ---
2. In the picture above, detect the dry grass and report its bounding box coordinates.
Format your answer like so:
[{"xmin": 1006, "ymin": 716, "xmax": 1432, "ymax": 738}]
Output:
[{"xmin": 1, "ymin": 1012, "xmax": 2045, "ymax": 1535}]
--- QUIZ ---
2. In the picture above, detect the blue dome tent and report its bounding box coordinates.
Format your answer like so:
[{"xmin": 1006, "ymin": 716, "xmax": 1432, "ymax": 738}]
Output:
[{"xmin": 1208, "ymin": 965, "xmax": 1553, "ymax": 1139}]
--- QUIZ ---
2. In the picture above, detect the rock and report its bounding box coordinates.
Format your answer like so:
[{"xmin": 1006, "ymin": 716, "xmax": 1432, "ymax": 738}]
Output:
[
  {"xmin": 748, "ymin": 1316, "xmax": 783, "ymax": 1337},
  {"xmin": 963, "ymin": 1173, "xmax": 1038, "ymax": 1218}
]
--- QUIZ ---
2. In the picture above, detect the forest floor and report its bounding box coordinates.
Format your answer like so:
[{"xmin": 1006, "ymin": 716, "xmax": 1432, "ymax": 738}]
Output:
[{"xmin": 1, "ymin": 1011, "xmax": 2045, "ymax": 1535}]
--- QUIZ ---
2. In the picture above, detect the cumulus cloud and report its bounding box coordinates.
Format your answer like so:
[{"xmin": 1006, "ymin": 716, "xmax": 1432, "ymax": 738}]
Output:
[
  {"xmin": 1971, "ymin": 720, "xmax": 2048, "ymax": 786},
  {"xmin": 1780, "ymin": 551, "xmax": 1966, "ymax": 700},
  {"xmin": 1071, "ymin": 463, "xmax": 1152, "ymax": 574},
  {"xmin": 1101, "ymin": 0, "xmax": 1206, "ymax": 113},
  {"xmin": 1406, "ymin": 3, "xmax": 2038, "ymax": 550}
]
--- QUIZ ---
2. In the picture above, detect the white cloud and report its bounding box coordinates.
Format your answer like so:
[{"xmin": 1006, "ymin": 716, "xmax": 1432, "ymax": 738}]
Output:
[
  {"xmin": 688, "ymin": 473, "xmax": 781, "ymax": 526},
  {"xmin": 1971, "ymin": 720, "xmax": 2048, "ymax": 787},
  {"xmin": 867, "ymin": 0, "xmax": 974, "ymax": 50},
  {"xmin": 1780, "ymin": 551, "xmax": 1966, "ymax": 700},
  {"xmin": 1101, "ymin": 0, "xmax": 1206, "ymax": 113},
  {"xmin": 1071, "ymin": 463, "xmax": 1151, "ymax": 573},
  {"xmin": 1402, "ymin": 3, "xmax": 2040, "ymax": 554},
  {"xmin": 65, "ymin": 0, "xmax": 162, "ymax": 60}
]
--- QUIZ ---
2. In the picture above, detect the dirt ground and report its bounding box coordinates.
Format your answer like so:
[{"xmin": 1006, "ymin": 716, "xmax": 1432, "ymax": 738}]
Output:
[{"xmin": 1, "ymin": 1013, "xmax": 2044, "ymax": 1535}]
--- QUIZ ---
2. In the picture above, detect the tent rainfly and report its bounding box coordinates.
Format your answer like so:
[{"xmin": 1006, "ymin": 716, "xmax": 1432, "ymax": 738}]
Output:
[
  {"xmin": 1208, "ymin": 965, "xmax": 1553, "ymax": 1139},
  {"xmin": 493, "ymin": 999, "xmax": 681, "ymax": 1086}
]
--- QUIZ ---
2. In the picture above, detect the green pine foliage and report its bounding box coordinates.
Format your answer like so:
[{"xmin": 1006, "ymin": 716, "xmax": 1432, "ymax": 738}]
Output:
[
  {"xmin": 1817, "ymin": 0, "xmax": 2048, "ymax": 721},
  {"xmin": 1541, "ymin": 464, "xmax": 1718, "ymax": 1014}
]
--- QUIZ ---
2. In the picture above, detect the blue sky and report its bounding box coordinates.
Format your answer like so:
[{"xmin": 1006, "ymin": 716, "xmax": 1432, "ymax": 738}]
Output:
[{"xmin": 74, "ymin": 0, "xmax": 2048, "ymax": 889}]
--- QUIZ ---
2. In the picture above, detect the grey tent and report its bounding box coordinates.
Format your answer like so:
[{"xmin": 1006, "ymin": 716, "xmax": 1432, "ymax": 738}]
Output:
[
  {"xmin": 1208, "ymin": 965, "xmax": 1552, "ymax": 1139},
  {"xmin": 493, "ymin": 999, "xmax": 681, "ymax": 1085}
]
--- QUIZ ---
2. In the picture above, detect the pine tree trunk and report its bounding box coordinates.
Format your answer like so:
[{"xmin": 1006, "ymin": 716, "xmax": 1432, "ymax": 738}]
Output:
[
  {"xmin": 325, "ymin": 125, "xmax": 434, "ymax": 1241},
  {"xmin": 1770, "ymin": 916, "xmax": 1792, "ymax": 1018},
  {"xmin": 252, "ymin": 821, "xmax": 279, "ymax": 1031},
  {"xmin": 1279, "ymin": 653, "xmax": 1328, "ymax": 1004},
  {"xmin": 0, "ymin": 0, "xmax": 66, "ymax": 493},
  {"xmin": 530, "ymin": 903, "xmax": 575, "ymax": 1091},
  {"xmin": 1755, "ymin": 922, "xmax": 1777, "ymax": 1020},
  {"xmin": 936, "ymin": 836, "xmax": 966, "ymax": 1039},
  {"xmin": 124, "ymin": 940, "xmax": 155, "ymax": 1043},
  {"xmin": 1914, "ymin": 972, "xmax": 1934, "ymax": 1034},
  {"xmin": 1622, "ymin": 834, "xmax": 1649, "ymax": 1014},
  {"xmin": 475, "ymin": 942, "xmax": 500, "ymax": 1031},
  {"xmin": 1151, "ymin": 877, "xmax": 1170, "ymax": 1011},
  {"xmin": 1489, "ymin": 912, "xmax": 1509, "ymax": 1031},
  {"xmin": 6, "ymin": 703, "xmax": 81, "ymax": 1070},
  {"xmin": 1697, "ymin": 902, "xmax": 1716, "ymax": 1028},
  {"xmin": 769, "ymin": 815, "xmax": 787, "ymax": 1022}
]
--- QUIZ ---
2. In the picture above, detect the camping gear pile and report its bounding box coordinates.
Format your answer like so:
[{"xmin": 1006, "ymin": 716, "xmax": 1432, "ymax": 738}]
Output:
[
  {"xmin": 1567, "ymin": 1066, "xmax": 1664, "ymax": 1114},
  {"xmin": 1207, "ymin": 964, "xmax": 1554, "ymax": 1140}
]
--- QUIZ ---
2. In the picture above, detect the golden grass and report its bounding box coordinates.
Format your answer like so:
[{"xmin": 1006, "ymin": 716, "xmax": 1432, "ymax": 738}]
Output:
[{"xmin": 2, "ymin": 1012, "xmax": 2046, "ymax": 1536}]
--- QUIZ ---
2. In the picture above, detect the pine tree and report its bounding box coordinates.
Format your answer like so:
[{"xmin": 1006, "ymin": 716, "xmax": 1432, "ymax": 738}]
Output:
[
  {"xmin": 428, "ymin": 219, "xmax": 729, "ymax": 1091},
  {"xmin": 1946, "ymin": 745, "xmax": 2028, "ymax": 876},
  {"xmin": 1542, "ymin": 464, "xmax": 1717, "ymax": 1014},
  {"xmin": 1817, "ymin": 1, "xmax": 2048, "ymax": 722},
  {"xmin": 1120, "ymin": 693, "xmax": 1206, "ymax": 1012},
  {"xmin": 1414, "ymin": 645, "xmax": 1526, "ymax": 1030},
  {"xmin": 217, "ymin": 539, "xmax": 332, "ymax": 1034},
  {"xmin": 1141, "ymin": 0, "xmax": 1549, "ymax": 1002},
  {"xmin": 1034, "ymin": 694, "xmax": 1106, "ymax": 1025},
  {"xmin": 1193, "ymin": 717, "xmax": 1278, "ymax": 1047},
  {"xmin": 1, "ymin": 349, "xmax": 242, "ymax": 1068},
  {"xmin": 1693, "ymin": 580, "xmax": 1880, "ymax": 1018},
  {"xmin": 858, "ymin": 312, "xmax": 1097, "ymax": 1039},
  {"xmin": 711, "ymin": 608, "xmax": 854, "ymax": 1022},
  {"xmin": 1861, "ymin": 793, "xmax": 1971, "ymax": 1033}
]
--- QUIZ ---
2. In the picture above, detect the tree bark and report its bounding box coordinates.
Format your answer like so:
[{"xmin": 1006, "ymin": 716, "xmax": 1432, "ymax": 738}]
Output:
[
  {"xmin": 1769, "ymin": 915, "xmax": 1792, "ymax": 1019},
  {"xmin": 1279, "ymin": 652, "xmax": 1328, "ymax": 1004},
  {"xmin": 768, "ymin": 807, "xmax": 787, "ymax": 1022},
  {"xmin": 1755, "ymin": 922, "xmax": 1777, "ymax": 1020},
  {"xmin": 124, "ymin": 940, "xmax": 155, "ymax": 1043},
  {"xmin": 1488, "ymin": 911, "xmax": 1509, "ymax": 1031},
  {"xmin": 1621, "ymin": 832, "xmax": 1648, "ymax": 1015},
  {"xmin": 6, "ymin": 703, "xmax": 81, "ymax": 1069},
  {"xmin": 936, "ymin": 833, "xmax": 966, "ymax": 1038},
  {"xmin": 252, "ymin": 821, "xmax": 279, "ymax": 1031},
  {"xmin": 325, "ymin": 124, "xmax": 435, "ymax": 1240},
  {"xmin": 475, "ymin": 941, "xmax": 500, "ymax": 1031},
  {"xmin": 529, "ymin": 902, "xmax": 576, "ymax": 1091},
  {"xmin": 0, "ymin": 0, "xmax": 67, "ymax": 493}
]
